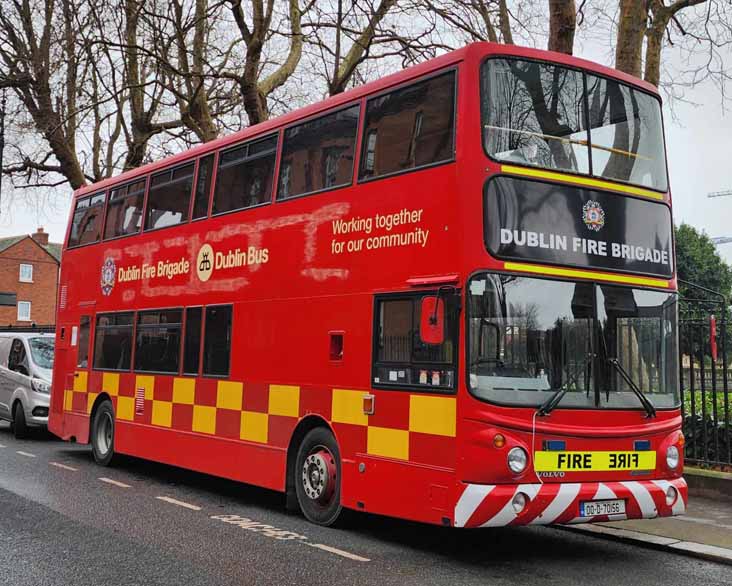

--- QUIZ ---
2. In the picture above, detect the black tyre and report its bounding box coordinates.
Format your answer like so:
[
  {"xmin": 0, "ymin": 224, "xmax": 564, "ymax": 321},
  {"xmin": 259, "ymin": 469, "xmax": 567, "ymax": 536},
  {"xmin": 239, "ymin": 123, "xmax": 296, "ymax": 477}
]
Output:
[
  {"xmin": 12, "ymin": 402, "xmax": 28, "ymax": 439},
  {"xmin": 90, "ymin": 400, "xmax": 115, "ymax": 466},
  {"xmin": 295, "ymin": 427, "xmax": 343, "ymax": 526}
]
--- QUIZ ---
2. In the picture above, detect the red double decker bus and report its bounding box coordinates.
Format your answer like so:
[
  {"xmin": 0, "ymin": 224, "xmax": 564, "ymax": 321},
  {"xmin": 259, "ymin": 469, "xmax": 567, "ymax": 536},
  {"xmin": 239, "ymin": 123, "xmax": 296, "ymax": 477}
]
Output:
[{"xmin": 50, "ymin": 42, "xmax": 686, "ymax": 528}]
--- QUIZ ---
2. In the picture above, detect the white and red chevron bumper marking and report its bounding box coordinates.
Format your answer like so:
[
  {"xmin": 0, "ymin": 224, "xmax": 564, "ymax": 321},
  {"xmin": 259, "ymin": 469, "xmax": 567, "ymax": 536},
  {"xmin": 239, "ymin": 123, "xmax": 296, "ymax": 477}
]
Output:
[{"xmin": 454, "ymin": 477, "xmax": 687, "ymax": 528}]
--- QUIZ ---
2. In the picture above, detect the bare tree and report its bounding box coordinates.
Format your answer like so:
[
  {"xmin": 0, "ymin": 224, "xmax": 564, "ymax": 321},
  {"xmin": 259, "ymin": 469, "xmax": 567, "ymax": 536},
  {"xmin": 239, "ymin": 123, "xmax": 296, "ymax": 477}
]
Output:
[
  {"xmin": 0, "ymin": 0, "xmax": 88, "ymax": 188},
  {"xmin": 227, "ymin": 0, "xmax": 308, "ymax": 124},
  {"xmin": 305, "ymin": 0, "xmax": 400, "ymax": 96}
]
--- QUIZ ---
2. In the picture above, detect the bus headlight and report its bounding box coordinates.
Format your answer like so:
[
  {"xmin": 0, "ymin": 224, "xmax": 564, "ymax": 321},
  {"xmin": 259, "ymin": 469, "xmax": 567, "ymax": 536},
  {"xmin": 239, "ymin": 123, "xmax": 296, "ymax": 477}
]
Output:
[
  {"xmin": 507, "ymin": 447, "xmax": 528, "ymax": 474},
  {"xmin": 666, "ymin": 445, "xmax": 680, "ymax": 470}
]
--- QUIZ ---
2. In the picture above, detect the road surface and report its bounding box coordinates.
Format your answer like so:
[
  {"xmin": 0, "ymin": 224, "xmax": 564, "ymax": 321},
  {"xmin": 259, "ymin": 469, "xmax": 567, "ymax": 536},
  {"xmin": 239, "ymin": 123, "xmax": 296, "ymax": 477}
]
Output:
[{"xmin": 0, "ymin": 422, "xmax": 727, "ymax": 586}]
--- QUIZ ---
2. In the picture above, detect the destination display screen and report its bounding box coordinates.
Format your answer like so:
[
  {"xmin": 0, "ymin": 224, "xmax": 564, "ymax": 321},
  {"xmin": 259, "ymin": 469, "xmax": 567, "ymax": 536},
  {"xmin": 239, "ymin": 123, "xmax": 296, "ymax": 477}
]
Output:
[{"xmin": 484, "ymin": 176, "xmax": 673, "ymax": 278}]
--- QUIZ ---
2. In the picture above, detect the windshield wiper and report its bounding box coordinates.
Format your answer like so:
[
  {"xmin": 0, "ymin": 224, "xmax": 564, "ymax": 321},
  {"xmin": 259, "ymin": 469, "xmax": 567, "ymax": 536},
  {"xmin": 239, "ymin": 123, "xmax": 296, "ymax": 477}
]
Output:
[
  {"xmin": 536, "ymin": 355, "xmax": 592, "ymax": 417},
  {"xmin": 606, "ymin": 358, "xmax": 656, "ymax": 419}
]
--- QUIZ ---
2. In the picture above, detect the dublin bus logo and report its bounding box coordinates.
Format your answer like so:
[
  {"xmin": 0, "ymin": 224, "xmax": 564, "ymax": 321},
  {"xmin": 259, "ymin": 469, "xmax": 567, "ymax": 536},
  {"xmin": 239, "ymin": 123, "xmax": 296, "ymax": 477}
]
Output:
[
  {"xmin": 100, "ymin": 257, "xmax": 116, "ymax": 296},
  {"xmin": 196, "ymin": 243, "xmax": 214, "ymax": 282},
  {"xmin": 582, "ymin": 200, "xmax": 605, "ymax": 232}
]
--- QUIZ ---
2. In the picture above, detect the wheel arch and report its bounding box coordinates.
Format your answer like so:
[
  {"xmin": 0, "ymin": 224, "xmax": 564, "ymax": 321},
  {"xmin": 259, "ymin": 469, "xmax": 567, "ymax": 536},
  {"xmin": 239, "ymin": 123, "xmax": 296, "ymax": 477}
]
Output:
[
  {"xmin": 285, "ymin": 414, "xmax": 335, "ymax": 510},
  {"xmin": 88, "ymin": 392, "xmax": 113, "ymax": 437}
]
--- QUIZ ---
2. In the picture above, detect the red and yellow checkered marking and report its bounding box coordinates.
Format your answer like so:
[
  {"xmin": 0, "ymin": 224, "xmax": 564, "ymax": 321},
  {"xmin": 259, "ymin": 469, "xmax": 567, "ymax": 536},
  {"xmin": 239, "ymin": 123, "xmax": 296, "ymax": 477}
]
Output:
[
  {"xmin": 331, "ymin": 389, "xmax": 456, "ymax": 461},
  {"xmin": 66, "ymin": 373, "xmax": 457, "ymax": 467}
]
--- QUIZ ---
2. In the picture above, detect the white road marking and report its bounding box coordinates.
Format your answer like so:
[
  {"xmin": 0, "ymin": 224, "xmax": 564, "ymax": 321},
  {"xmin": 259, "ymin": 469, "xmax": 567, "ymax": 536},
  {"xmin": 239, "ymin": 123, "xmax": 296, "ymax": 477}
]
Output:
[
  {"xmin": 16, "ymin": 451, "xmax": 36, "ymax": 458},
  {"xmin": 210, "ymin": 514, "xmax": 370, "ymax": 561},
  {"xmin": 305, "ymin": 542, "xmax": 371, "ymax": 562},
  {"xmin": 99, "ymin": 477, "xmax": 131, "ymax": 488},
  {"xmin": 0, "ymin": 443, "xmax": 6, "ymax": 448},
  {"xmin": 50, "ymin": 462, "xmax": 78, "ymax": 471},
  {"xmin": 156, "ymin": 496, "xmax": 202, "ymax": 511}
]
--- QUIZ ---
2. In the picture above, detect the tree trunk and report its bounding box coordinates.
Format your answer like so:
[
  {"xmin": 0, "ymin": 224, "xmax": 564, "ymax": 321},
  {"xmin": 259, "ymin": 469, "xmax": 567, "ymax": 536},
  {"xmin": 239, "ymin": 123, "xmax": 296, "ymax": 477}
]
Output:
[
  {"xmin": 497, "ymin": 0, "xmax": 514, "ymax": 45},
  {"xmin": 548, "ymin": 0, "xmax": 576, "ymax": 55},
  {"xmin": 644, "ymin": 14, "xmax": 669, "ymax": 87},
  {"xmin": 615, "ymin": 0, "xmax": 647, "ymax": 78}
]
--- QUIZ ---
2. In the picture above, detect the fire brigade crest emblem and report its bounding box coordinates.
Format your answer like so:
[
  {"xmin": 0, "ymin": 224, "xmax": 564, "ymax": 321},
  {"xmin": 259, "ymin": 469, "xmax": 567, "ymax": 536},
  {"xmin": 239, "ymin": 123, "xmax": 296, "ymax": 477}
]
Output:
[
  {"xmin": 582, "ymin": 200, "xmax": 605, "ymax": 232},
  {"xmin": 100, "ymin": 257, "xmax": 116, "ymax": 296}
]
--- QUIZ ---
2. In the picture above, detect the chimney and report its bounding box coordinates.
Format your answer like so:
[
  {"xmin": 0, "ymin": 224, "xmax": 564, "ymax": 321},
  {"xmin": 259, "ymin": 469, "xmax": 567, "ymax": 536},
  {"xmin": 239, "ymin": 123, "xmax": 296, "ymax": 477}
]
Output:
[{"xmin": 31, "ymin": 227, "xmax": 49, "ymax": 246}]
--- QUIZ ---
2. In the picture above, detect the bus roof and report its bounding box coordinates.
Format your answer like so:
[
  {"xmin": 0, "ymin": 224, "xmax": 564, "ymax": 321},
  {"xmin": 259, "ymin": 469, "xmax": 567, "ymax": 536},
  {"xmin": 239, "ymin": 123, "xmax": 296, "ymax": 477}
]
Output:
[{"xmin": 74, "ymin": 42, "xmax": 660, "ymax": 199}]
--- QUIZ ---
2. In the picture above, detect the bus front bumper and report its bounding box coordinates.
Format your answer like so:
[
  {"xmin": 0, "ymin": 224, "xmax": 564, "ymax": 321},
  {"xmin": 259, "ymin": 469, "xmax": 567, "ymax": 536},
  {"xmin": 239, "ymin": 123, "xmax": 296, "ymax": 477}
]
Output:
[{"xmin": 455, "ymin": 477, "xmax": 687, "ymax": 528}]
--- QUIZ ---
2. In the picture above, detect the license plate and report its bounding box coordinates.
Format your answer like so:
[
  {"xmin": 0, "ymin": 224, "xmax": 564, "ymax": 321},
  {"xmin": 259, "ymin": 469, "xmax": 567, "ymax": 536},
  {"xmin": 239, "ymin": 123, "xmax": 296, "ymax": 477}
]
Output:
[{"xmin": 580, "ymin": 499, "xmax": 626, "ymax": 517}]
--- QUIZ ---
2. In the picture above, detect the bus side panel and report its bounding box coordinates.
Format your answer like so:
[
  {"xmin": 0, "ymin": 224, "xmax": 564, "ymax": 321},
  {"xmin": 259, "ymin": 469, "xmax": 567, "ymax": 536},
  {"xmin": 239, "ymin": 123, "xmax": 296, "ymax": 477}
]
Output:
[
  {"xmin": 341, "ymin": 455, "xmax": 455, "ymax": 525},
  {"xmin": 114, "ymin": 423, "xmax": 286, "ymax": 492}
]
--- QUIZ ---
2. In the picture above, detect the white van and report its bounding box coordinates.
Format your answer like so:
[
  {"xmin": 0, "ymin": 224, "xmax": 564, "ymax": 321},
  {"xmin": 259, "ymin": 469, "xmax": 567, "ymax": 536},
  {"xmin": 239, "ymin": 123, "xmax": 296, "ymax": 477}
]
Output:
[{"xmin": 0, "ymin": 332, "xmax": 54, "ymax": 438}]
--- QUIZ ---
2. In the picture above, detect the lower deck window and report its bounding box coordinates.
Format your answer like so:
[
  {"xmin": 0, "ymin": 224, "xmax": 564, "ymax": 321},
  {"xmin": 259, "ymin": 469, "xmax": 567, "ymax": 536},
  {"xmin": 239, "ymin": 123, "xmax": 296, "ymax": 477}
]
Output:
[
  {"xmin": 134, "ymin": 309, "xmax": 183, "ymax": 373},
  {"xmin": 203, "ymin": 305, "xmax": 232, "ymax": 376},
  {"xmin": 93, "ymin": 312, "xmax": 134, "ymax": 370},
  {"xmin": 373, "ymin": 294, "xmax": 457, "ymax": 390}
]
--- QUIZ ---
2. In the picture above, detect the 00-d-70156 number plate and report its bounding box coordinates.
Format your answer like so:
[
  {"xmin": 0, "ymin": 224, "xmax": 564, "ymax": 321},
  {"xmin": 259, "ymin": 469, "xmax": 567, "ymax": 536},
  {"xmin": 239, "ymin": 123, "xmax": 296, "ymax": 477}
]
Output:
[{"xmin": 579, "ymin": 499, "xmax": 626, "ymax": 517}]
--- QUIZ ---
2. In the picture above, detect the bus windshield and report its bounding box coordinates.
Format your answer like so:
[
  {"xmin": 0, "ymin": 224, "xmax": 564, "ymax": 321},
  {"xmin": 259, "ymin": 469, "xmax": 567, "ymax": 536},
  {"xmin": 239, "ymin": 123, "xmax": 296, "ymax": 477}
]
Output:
[
  {"xmin": 467, "ymin": 274, "xmax": 679, "ymax": 410},
  {"xmin": 481, "ymin": 57, "xmax": 668, "ymax": 192}
]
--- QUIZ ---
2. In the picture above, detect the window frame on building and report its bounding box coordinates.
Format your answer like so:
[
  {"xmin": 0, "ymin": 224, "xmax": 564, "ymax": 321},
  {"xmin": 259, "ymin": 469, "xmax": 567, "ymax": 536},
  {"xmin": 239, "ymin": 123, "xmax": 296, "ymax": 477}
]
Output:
[
  {"xmin": 19, "ymin": 264, "xmax": 33, "ymax": 283},
  {"xmin": 17, "ymin": 301, "xmax": 31, "ymax": 322}
]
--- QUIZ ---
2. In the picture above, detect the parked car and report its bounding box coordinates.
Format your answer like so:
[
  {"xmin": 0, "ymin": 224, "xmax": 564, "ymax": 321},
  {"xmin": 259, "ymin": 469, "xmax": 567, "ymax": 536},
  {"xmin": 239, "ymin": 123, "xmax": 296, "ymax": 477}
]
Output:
[{"xmin": 0, "ymin": 332, "xmax": 54, "ymax": 438}]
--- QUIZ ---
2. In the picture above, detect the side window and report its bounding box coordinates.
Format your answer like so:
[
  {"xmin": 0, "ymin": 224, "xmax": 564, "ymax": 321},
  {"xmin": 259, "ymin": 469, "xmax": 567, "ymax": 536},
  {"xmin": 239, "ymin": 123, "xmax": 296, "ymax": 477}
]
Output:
[
  {"xmin": 104, "ymin": 179, "xmax": 147, "ymax": 239},
  {"xmin": 68, "ymin": 192, "xmax": 106, "ymax": 247},
  {"xmin": 183, "ymin": 307, "xmax": 202, "ymax": 375},
  {"xmin": 134, "ymin": 309, "xmax": 183, "ymax": 373},
  {"xmin": 203, "ymin": 305, "xmax": 232, "ymax": 376},
  {"xmin": 77, "ymin": 316, "xmax": 91, "ymax": 368},
  {"xmin": 277, "ymin": 105, "xmax": 360, "ymax": 199},
  {"xmin": 213, "ymin": 135, "xmax": 277, "ymax": 214},
  {"xmin": 193, "ymin": 155, "xmax": 214, "ymax": 219},
  {"xmin": 145, "ymin": 164, "xmax": 194, "ymax": 230},
  {"xmin": 8, "ymin": 339, "xmax": 29, "ymax": 375},
  {"xmin": 0, "ymin": 339, "xmax": 10, "ymax": 368},
  {"xmin": 93, "ymin": 312, "xmax": 134, "ymax": 370},
  {"xmin": 373, "ymin": 295, "xmax": 457, "ymax": 391},
  {"xmin": 359, "ymin": 71, "xmax": 456, "ymax": 180}
]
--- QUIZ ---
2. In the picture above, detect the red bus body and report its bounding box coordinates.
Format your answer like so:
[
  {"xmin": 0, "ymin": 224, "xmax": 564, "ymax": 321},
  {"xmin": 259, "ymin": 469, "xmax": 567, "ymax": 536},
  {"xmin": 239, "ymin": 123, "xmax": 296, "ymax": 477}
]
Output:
[{"xmin": 50, "ymin": 42, "xmax": 686, "ymax": 528}]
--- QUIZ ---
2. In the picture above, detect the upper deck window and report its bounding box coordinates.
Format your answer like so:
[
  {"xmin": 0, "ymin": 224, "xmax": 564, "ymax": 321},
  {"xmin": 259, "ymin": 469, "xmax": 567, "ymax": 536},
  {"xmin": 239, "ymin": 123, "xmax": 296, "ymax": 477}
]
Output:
[
  {"xmin": 193, "ymin": 155, "xmax": 214, "ymax": 219},
  {"xmin": 146, "ymin": 164, "xmax": 194, "ymax": 230},
  {"xmin": 213, "ymin": 135, "xmax": 278, "ymax": 214},
  {"xmin": 277, "ymin": 105, "xmax": 360, "ymax": 199},
  {"xmin": 481, "ymin": 58, "xmax": 668, "ymax": 192},
  {"xmin": 359, "ymin": 71, "xmax": 456, "ymax": 180},
  {"xmin": 104, "ymin": 179, "xmax": 147, "ymax": 240},
  {"xmin": 68, "ymin": 192, "xmax": 106, "ymax": 248}
]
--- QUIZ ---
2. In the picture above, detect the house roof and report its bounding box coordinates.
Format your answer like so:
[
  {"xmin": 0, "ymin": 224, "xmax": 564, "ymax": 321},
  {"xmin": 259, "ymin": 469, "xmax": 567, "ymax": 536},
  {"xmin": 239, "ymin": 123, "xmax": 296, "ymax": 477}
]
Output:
[
  {"xmin": 0, "ymin": 236, "xmax": 25, "ymax": 254},
  {"xmin": 43, "ymin": 242, "xmax": 62, "ymax": 262},
  {"xmin": 0, "ymin": 234, "xmax": 62, "ymax": 263}
]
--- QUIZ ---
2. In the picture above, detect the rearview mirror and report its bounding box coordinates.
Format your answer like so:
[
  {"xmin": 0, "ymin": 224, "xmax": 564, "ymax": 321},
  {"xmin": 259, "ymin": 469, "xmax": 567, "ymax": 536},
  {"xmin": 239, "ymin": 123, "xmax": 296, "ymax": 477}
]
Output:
[{"xmin": 420, "ymin": 296, "xmax": 445, "ymax": 345}]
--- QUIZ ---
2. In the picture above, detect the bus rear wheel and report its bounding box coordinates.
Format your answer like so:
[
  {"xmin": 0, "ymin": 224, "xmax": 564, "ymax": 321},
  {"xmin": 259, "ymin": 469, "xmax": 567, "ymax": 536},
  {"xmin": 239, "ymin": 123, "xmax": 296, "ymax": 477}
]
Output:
[
  {"xmin": 295, "ymin": 427, "xmax": 343, "ymax": 526},
  {"xmin": 91, "ymin": 400, "xmax": 115, "ymax": 466}
]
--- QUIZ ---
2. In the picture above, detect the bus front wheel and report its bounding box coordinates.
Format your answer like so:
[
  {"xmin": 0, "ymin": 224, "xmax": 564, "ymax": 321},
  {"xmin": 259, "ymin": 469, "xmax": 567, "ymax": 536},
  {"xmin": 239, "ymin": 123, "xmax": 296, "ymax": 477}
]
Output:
[
  {"xmin": 91, "ymin": 400, "xmax": 115, "ymax": 466},
  {"xmin": 295, "ymin": 427, "xmax": 343, "ymax": 526}
]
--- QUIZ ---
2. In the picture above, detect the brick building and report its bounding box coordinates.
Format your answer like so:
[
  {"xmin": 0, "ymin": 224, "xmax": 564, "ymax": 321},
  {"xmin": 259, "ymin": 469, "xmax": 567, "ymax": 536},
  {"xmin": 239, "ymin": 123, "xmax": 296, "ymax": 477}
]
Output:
[{"xmin": 0, "ymin": 228, "xmax": 61, "ymax": 326}]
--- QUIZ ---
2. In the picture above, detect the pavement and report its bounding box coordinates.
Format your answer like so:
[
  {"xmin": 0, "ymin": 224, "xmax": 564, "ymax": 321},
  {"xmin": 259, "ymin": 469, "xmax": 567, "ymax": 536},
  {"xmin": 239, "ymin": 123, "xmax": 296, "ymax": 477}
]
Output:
[
  {"xmin": 1, "ymin": 422, "xmax": 731, "ymax": 585},
  {"xmin": 564, "ymin": 492, "xmax": 732, "ymax": 565}
]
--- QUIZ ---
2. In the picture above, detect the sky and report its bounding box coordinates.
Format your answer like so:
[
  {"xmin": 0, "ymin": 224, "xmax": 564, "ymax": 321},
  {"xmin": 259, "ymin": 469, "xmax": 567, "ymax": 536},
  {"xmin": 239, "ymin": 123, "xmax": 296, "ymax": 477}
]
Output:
[{"xmin": 2, "ymin": 33, "xmax": 731, "ymax": 265}]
